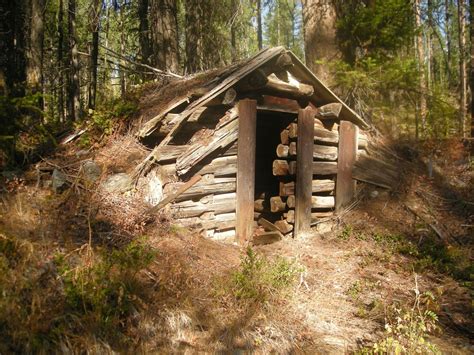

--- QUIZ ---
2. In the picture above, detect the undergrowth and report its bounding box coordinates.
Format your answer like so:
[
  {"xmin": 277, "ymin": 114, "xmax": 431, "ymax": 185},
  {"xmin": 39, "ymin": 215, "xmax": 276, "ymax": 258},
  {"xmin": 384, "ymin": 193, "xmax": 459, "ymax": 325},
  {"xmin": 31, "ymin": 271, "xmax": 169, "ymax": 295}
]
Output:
[
  {"xmin": 219, "ymin": 247, "xmax": 301, "ymax": 303},
  {"xmin": 0, "ymin": 233, "xmax": 156, "ymax": 353},
  {"xmin": 359, "ymin": 277, "xmax": 441, "ymax": 354}
]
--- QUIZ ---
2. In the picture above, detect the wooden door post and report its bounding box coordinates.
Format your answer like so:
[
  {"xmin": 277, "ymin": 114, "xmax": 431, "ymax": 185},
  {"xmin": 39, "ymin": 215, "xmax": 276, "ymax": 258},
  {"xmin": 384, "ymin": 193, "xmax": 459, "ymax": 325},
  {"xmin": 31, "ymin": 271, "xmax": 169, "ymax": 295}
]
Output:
[
  {"xmin": 236, "ymin": 99, "xmax": 257, "ymax": 244},
  {"xmin": 295, "ymin": 106, "xmax": 315, "ymax": 237},
  {"xmin": 336, "ymin": 120, "xmax": 358, "ymax": 211}
]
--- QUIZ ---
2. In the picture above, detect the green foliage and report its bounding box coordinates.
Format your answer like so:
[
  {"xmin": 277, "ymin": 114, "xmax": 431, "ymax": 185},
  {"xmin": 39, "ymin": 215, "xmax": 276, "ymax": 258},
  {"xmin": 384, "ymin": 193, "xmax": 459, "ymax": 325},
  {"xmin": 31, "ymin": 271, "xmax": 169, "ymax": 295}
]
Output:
[
  {"xmin": 230, "ymin": 247, "xmax": 301, "ymax": 302},
  {"xmin": 0, "ymin": 233, "xmax": 156, "ymax": 352},
  {"xmin": 336, "ymin": 0, "xmax": 415, "ymax": 62},
  {"xmin": 88, "ymin": 96, "xmax": 138, "ymax": 135},
  {"xmin": 359, "ymin": 287, "xmax": 440, "ymax": 354}
]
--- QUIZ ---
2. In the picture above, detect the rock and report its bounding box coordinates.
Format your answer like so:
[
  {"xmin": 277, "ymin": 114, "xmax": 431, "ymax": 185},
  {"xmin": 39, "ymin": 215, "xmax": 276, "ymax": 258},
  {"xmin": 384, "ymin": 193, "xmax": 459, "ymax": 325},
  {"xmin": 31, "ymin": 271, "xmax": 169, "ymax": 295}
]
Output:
[
  {"xmin": 369, "ymin": 190, "xmax": 379, "ymax": 198},
  {"xmin": 82, "ymin": 160, "xmax": 102, "ymax": 182},
  {"xmin": 52, "ymin": 169, "xmax": 67, "ymax": 193},
  {"xmin": 144, "ymin": 171, "xmax": 163, "ymax": 206},
  {"xmin": 102, "ymin": 173, "xmax": 132, "ymax": 193}
]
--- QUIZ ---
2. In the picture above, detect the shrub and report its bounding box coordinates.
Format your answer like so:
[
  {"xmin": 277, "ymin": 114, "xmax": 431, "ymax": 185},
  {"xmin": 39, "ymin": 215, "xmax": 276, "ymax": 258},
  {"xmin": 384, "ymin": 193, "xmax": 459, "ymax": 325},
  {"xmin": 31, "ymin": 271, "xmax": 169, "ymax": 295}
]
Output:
[{"xmin": 230, "ymin": 247, "xmax": 301, "ymax": 302}]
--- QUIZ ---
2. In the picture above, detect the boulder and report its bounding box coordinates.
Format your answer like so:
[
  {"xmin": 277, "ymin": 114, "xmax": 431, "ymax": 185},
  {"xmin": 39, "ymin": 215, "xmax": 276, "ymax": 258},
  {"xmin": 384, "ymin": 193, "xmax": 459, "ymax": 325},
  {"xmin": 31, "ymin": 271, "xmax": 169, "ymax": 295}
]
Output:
[
  {"xmin": 102, "ymin": 173, "xmax": 132, "ymax": 193},
  {"xmin": 52, "ymin": 169, "xmax": 67, "ymax": 193},
  {"xmin": 82, "ymin": 160, "xmax": 102, "ymax": 182}
]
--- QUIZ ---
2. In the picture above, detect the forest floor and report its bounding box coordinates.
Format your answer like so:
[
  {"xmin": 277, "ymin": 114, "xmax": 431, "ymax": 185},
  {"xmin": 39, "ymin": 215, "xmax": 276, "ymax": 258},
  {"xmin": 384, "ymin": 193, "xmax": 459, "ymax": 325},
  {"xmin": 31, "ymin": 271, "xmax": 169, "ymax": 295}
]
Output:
[{"xmin": 0, "ymin": 136, "xmax": 473, "ymax": 353}]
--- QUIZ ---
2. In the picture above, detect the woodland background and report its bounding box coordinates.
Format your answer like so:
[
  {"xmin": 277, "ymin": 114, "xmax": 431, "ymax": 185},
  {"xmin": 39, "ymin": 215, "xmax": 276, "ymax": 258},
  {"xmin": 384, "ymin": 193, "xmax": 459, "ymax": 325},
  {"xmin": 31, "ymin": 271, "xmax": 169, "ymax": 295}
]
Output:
[{"xmin": 1, "ymin": 0, "xmax": 473, "ymax": 167}]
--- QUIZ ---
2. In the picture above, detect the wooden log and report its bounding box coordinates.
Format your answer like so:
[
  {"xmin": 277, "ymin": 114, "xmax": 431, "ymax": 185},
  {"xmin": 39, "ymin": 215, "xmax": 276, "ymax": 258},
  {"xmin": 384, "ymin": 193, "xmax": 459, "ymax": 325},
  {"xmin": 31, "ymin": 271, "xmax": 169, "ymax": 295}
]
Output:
[
  {"xmin": 257, "ymin": 96, "xmax": 301, "ymax": 114},
  {"xmin": 148, "ymin": 175, "xmax": 202, "ymax": 214},
  {"xmin": 284, "ymin": 209, "xmax": 295, "ymax": 223},
  {"xmin": 358, "ymin": 131, "xmax": 369, "ymax": 148},
  {"xmin": 147, "ymin": 145, "xmax": 190, "ymax": 163},
  {"xmin": 274, "ymin": 220, "xmax": 293, "ymax": 234},
  {"xmin": 258, "ymin": 218, "xmax": 280, "ymax": 232},
  {"xmin": 280, "ymin": 129, "xmax": 290, "ymax": 144},
  {"xmin": 273, "ymin": 159, "xmax": 290, "ymax": 176},
  {"xmin": 276, "ymin": 144, "xmax": 289, "ymax": 158},
  {"xmin": 274, "ymin": 52, "xmax": 293, "ymax": 69},
  {"xmin": 194, "ymin": 155, "xmax": 237, "ymax": 176},
  {"xmin": 336, "ymin": 121, "xmax": 358, "ymax": 211},
  {"xmin": 270, "ymin": 196, "xmax": 286, "ymax": 212},
  {"xmin": 352, "ymin": 156, "xmax": 399, "ymax": 190},
  {"xmin": 176, "ymin": 113, "xmax": 239, "ymax": 175},
  {"xmin": 137, "ymin": 96, "xmax": 190, "ymax": 138},
  {"xmin": 222, "ymin": 88, "xmax": 238, "ymax": 105},
  {"xmin": 287, "ymin": 195, "xmax": 335, "ymax": 209},
  {"xmin": 288, "ymin": 142, "xmax": 338, "ymax": 161},
  {"xmin": 314, "ymin": 126, "xmax": 339, "ymax": 144},
  {"xmin": 237, "ymin": 69, "xmax": 269, "ymax": 91},
  {"xmin": 288, "ymin": 122, "xmax": 298, "ymax": 138},
  {"xmin": 236, "ymin": 99, "xmax": 257, "ymax": 244},
  {"xmin": 279, "ymin": 179, "xmax": 335, "ymax": 196},
  {"xmin": 295, "ymin": 106, "xmax": 315, "ymax": 237},
  {"xmin": 254, "ymin": 199, "xmax": 266, "ymax": 212},
  {"xmin": 252, "ymin": 231, "xmax": 283, "ymax": 246},
  {"xmin": 316, "ymin": 103, "xmax": 343, "ymax": 119},
  {"xmin": 171, "ymin": 193, "xmax": 237, "ymax": 218},
  {"xmin": 263, "ymin": 73, "xmax": 315, "ymax": 100},
  {"xmin": 312, "ymin": 162, "xmax": 338, "ymax": 175},
  {"xmin": 175, "ymin": 177, "xmax": 237, "ymax": 202},
  {"xmin": 288, "ymin": 160, "xmax": 297, "ymax": 175}
]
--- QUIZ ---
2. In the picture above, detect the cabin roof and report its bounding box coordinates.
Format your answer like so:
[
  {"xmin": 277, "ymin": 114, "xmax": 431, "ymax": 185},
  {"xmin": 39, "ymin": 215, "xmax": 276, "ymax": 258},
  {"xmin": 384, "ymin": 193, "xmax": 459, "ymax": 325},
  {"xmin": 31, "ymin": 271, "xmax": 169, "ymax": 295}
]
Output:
[{"xmin": 137, "ymin": 46, "xmax": 367, "ymax": 139}]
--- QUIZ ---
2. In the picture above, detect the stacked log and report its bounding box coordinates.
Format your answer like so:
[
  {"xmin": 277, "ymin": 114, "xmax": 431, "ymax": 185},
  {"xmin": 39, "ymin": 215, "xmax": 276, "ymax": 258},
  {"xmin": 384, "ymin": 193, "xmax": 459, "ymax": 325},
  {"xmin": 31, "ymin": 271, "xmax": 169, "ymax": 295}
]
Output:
[{"xmin": 269, "ymin": 116, "xmax": 339, "ymax": 231}]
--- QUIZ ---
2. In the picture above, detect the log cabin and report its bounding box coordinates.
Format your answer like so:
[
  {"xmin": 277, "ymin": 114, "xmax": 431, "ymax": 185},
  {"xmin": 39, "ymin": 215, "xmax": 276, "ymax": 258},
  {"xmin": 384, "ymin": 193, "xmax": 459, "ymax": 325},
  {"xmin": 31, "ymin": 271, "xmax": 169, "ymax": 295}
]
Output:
[{"xmin": 134, "ymin": 46, "xmax": 400, "ymax": 244}]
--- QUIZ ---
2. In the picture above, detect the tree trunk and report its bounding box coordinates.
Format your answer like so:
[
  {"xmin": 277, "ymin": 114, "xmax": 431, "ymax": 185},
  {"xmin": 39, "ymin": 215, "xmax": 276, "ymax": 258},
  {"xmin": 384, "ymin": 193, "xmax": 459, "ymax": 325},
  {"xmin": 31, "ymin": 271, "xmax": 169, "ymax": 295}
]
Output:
[
  {"xmin": 138, "ymin": 0, "xmax": 151, "ymax": 67},
  {"xmin": 470, "ymin": 0, "xmax": 474, "ymax": 137},
  {"xmin": 57, "ymin": 0, "xmax": 65, "ymax": 122},
  {"xmin": 458, "ymin": 0, "xmax": 467, "ymax": 137},
  {"xmin": 302, "ymin": 0, "xmax": 339, "ymax": 84},
  {"xmin": 185, "ymin": 0, "xmax": 201, "ymax": 73},
  {"xmin": 257, "ymin": 0, "xmax": 262, "ymax": 50},
  {"xmin": 0, "ymin": 0, "xmax": 27, "ymax": 96},
  {"xmin": 230, "ymin": 0, "xmax": 237, "ymax": 61},
  {"xmin": 445, "ymin": 0, "xmax": 452, "ymax": 84},
  {"xmin": 150, "ymin": 0, "xmax": 180, "ymax": 73},
  {"xmin": 68, "ymin": 0, "xmax": 80, "ymax": 121},
  {"xmin": 415, "ymin": 0, "xmax": 427, "ymax": 139},
  {"xmin": 119, "ymin": 2, "xmax": 126, "ymax": 96},
  {"xmin": 88, "ymin": 0, "xmax": 101, "ymax": 110},
  {"xmin": 26, "ymin": 0, "xmax": 45, "ymax": 100}
]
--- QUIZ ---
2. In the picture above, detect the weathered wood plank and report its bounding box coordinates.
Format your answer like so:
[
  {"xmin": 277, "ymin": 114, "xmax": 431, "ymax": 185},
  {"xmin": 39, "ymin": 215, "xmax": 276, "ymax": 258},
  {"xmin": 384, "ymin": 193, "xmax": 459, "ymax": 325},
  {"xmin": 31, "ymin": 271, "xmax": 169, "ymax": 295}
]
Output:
[
  {"xmin": 236, "ymin": 99, "xmax": 257, "ymax": 244},
  {"xmin": 288, "ymin": 142, "xmax": 338, "ymax": 160},
  {"xmin": 149, "ymin": 174, "xmax": 202, "ymax": 213},
  {"xmin": 295, "ymin": 107, "xmax": 314, "ymax": 237},
  {"xmin": 258, "ymin": 218, "xmax": 280, "ymax": 232},
  {"xmin": 176, "ymin": 109, "xmax": 239, "ymax": 175},
  {"xmin": 274, "ymin": 220, "xmax": 293, "ymax": 234},
  {"xmin": 257, "ymin": 95, "xmax": 301, "ymax": 114},
  {"xmin": 194, "ymin": 155, "xmax": 237, "ymax": 176},
  {"xmin": 287, "ymin": 195, "xmax": 335, "ymax": 209},
  {"xmin": 336, "ymin": 121, "xmax": 358, "ymax": 211},
  {"xmin": 252, "ymin": 231, "xmax": 283, "ymax": 245},
  {"xmin": 137, "ymin": 96, "xmax": 190, "ymax": 138},
  {"xmin": 279, "ymin": 179, "xmax": 335, "ymax": 196},
  {"xmin": 171, "ymin": 193, "xmax": 237, "ymax": 218},
  {"xmin": 175, "ymin": 177, "xmax": 237, "ymax": 202},
  {"xmin": 158, "ymin": 47, "xmax": 286, "ymax": 147}
]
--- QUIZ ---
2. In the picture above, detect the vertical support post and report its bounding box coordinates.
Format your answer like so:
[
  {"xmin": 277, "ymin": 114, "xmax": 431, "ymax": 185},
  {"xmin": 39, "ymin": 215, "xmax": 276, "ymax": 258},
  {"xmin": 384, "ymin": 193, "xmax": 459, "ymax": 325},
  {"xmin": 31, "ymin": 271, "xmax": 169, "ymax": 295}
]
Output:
[
  {"xmin": 295, "ymin": 106, "xmax": 314, "ymax": 237},
  {"xmin": 336, "ymin": 120, "xmax": 358, "ymax": 211},
  {"xmin": 236, "ymin": 99, "xmax": 257, "ymax": 244}
]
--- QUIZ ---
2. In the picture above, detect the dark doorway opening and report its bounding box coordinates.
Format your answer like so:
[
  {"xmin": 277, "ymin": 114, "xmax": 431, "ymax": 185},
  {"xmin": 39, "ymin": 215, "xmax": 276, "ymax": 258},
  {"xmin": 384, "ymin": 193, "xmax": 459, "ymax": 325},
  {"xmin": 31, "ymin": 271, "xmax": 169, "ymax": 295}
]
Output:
[{"xmin": 254, "ymin": 110, "xmax": 296, "ymax": 222}]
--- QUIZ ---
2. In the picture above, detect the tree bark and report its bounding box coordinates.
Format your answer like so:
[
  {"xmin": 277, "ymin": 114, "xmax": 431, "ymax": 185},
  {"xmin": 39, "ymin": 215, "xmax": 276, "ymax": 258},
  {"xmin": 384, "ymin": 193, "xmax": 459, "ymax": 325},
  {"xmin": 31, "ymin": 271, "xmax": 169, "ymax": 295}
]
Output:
[
  {"xmin": 138, "ymin": 0, "xmax": 151, "ymax": 67},
  {"xmin": 185, "ymin": 0, "xmax": 201, "ymax": 73},
  {"xmin": 150, "ymin": 0, "xmax": 179, "ymax": 73},
  {"xmin": 88, "ymin": 0, "xmax": 101, "ymax": 110},
  {"xmin": 257, "ymin": 0, "xmax": 263, "ymax": 50},
  {"xmin": 470, "ymin": 0, "xmax": 474, "ymax": 137},
  {"xmin": 302, "ymin": 0, "xmax": 339, "ymax": 84},
  {"xmin": 415, "ymin": 0, "xmax": 427, "ymax": 139},
  {"xmin": 68, "ymin": 0, "xmax": 80, "ymax": 121},
  {"xmin": 57, "ymin": 0, "xmax": 65, "ymax": 121},
  {"xmin": 458, "ymin": 0, "xmax": 467, "ymax": 137},
  {"xmin": 0, "ymin": 0, "xmax": 27, "ymax": 96},
  {"xmin": 26, "ymin": 0, "xmax": 45, "ymax": 100}
]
